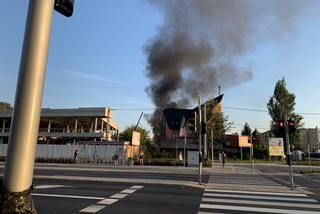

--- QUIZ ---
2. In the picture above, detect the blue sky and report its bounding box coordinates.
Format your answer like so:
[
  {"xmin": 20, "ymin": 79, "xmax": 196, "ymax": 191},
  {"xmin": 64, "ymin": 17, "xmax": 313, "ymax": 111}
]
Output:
[{"xmin": 1, "ymin": 1, "xmax": 320, "ymax": 134}]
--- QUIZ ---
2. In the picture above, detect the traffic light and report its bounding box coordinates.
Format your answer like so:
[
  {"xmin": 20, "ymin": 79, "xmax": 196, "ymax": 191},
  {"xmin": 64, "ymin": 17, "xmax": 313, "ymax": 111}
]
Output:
[
  {"xmin": 288, "ymin": 120, "xmax": 296, "ymax": 133},
  {"xmin": 279, "ymin": 120, "xmax": 284, "ymax": 129},
  {"xmin": 54, "ymin": 0, "xmax": 74, "ymax": 17},
  {"xmin": 248, "ymin": 136, "xmax": 251, "ymax": 144}
]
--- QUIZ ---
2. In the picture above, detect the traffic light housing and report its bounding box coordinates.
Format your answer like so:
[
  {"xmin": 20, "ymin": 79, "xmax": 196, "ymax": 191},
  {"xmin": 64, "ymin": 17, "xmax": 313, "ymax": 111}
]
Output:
[
  {"xmin": 54, "ymin": 0, "xmax": 74, "ymax": 17},
  {"xmin": 288, "ymin": 120, "xmax": 296, "ymax": 133}
]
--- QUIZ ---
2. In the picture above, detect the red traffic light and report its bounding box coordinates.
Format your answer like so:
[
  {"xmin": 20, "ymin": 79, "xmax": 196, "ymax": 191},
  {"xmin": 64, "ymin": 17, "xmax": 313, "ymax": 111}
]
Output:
[
  {"xmin": 278, "ymin": 120, "xmax": 284, "ymax": 128},
  {"xmin": 288, "ymin": 120, "xmax": 295, "ymax": 126}
]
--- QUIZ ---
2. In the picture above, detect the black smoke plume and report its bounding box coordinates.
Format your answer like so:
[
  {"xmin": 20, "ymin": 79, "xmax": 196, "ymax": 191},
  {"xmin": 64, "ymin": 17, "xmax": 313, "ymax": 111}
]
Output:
[{"xmin": 144, "ymin": 0, "xmax": 310, "ymax": 134}]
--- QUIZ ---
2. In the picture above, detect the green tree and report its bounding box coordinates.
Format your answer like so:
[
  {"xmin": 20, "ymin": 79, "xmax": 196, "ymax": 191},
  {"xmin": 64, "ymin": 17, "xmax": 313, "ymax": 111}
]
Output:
[
  {"xmin": 119, "ymin": 125, "xmax": 158, "ymax": 159},
  {"xmin": 206, "ymin": 103, "xmax": 233, "ymax": 142},
  {"xmin": 267, "ymin": 78, "xmax": 304, "ymax": 150},
  {"xmin": 0, "ymin": 102, "xmax": 12, "ymax": 110},
  {"xmin": 241, "ymin": 122, "xmax": 252, "ymax": 136}
]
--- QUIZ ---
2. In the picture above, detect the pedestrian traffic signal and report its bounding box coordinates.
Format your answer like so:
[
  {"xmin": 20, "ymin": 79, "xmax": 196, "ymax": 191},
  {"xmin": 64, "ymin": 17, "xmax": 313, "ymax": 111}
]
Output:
[{"xmin": 54, "ymin": 0, "xmax": 74, "ymax": 17}]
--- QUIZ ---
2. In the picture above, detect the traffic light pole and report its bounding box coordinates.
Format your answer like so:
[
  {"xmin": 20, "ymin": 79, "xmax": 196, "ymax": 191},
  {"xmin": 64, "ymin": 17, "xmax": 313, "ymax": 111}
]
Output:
[
  {"xmin": 0, "ymin": 1, "xmax": 55, "ymax": 213},
  {"xmin": 284, "ymin": 117, "xmax": 294, "ymax": 190},
  {"xmin": 211, "ymin": 130, "xmax": 214, "ymax": 172},
  {"xmin": 197, "ymin": 90, "xmax": 202, "ymax": 185},
  {"xmin": 203, "ymin": 102, "xmax": 207, "ymax": 160},
  {"xmin": 250, "ymin": 135, "xmax": 254, "ymax": 172}
]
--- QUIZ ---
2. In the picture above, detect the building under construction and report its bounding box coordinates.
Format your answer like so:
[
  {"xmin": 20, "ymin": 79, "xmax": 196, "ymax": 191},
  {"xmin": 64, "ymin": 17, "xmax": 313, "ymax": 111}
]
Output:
[{"xmin": 0, "ymin": 107, "xmax": 119, "ymax": 144}]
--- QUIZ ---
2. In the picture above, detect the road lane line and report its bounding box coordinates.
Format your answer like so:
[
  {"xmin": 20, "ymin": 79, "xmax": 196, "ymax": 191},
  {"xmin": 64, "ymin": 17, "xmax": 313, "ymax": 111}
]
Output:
[
  {"xmin": 205, "ymin": 189, "xmax": 307, "ymax": 197},
  {"xmin": 199, "ymin": 204, "xmax": 320, "ymax": 214},
  {"xmin": 34, "ymin": 185, "xmax": 73, "ymax": 189},
  {"xmin": 203, "ymin": 193, "xmax": 318, "ymax": 202},
  {"xmin": 202, "ymin": 197, "xmax": 320, "ymax": 208},
  {"xmin": 32, "ymin": 193, "xmax": 104, "ymax": 200},
  {"xmin": 79, "ymin": 205, "xmax": 106, "ymax": 213}
]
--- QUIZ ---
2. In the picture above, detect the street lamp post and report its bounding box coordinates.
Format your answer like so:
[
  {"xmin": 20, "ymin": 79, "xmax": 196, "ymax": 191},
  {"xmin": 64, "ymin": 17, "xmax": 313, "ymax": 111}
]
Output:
[
  {"xmin": 197, "ymin": 90, "xmax": 202, "ymax": 185},
  {"xmin": 0, "ymin": 1, "xmax": 73, "ymax": 212},
  {"xmin": 0, "ymin": 1, "xmax": 55, "ymax": 213},
  {"xmin": 284, "ymin": 116, "xmax": 294, "ymax": 190}
]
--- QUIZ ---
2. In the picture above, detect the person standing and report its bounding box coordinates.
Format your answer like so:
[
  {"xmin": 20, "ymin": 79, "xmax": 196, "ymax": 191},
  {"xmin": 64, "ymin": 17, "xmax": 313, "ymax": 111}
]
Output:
[
  {"xmin": 178, "ymin": 151, "xmax": 183, "ymax": 167},
  {"xmin": 139, "ymin": 151, "xmax": 144, "ymax": 166},
  {"xmin": 221, "ymin": 151, "xmax": 226, "ymax": 168},
  {"xmin": 74, "ymin": 148, "xmax": 79, "ymax": 164}
]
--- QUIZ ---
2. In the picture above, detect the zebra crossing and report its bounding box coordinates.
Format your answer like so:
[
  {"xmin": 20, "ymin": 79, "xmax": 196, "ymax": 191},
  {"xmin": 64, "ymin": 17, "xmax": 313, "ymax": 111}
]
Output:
[{"xmin": 198, "ymin": 188, "xmax": 320, "ymax": 214}]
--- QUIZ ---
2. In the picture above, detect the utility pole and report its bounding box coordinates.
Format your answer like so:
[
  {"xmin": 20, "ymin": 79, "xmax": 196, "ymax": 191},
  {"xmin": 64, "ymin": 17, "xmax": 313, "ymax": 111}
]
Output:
[
  {"xmin": 203, "ymin": 101, "xmax": 207, "ymax": 160},
  {"xmin": 307, "ymin": 131, "xmax": 311, "ymax": 173},
  {"xmin": 197, "ymin": 90, "xmax": 202, "ymax": 185},
  {"xmin": 284, "ymin": 116, "xmax": 294, "ymax": 190},
  {"xmin": 250, "ymin": 134, "xmax": 254, "ymax": 172},
  {"xmin": 1, "ymin": 1, "xmax": 73, "ymax": 213},
  {"xmin": 211, "ymin": 129, "xmax": 214, "ymax": 172}
]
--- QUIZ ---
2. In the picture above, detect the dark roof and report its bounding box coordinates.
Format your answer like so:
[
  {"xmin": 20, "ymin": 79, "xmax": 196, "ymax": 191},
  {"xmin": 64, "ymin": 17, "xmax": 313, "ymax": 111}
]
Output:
[
  {"xmin": 192, "ymin": 94, "xmax": 224, "ymax": 111},
  {"xmin": 163, "ymin": 94, "xmax": 224, "ymax": 131},
  {"xmin": 163, "ymin": 108, "xmax": 195, "ymax": 130}
]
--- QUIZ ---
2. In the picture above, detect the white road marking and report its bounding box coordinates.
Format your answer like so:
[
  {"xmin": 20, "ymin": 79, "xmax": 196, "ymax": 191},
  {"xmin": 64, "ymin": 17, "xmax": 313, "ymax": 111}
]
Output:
[
  {"xmin": 34, "ymin": 185, "xmax": 72, "ymax": 189},
  {"xmin": 205, "ymin": 188, "xmax": 307, "ymax": 197},
  {"xmin": 79, "ymin": 205, "xmax": 106, "ymax": 213},
  {"xmin": 203, "ymin": 193, "xmax": 317, "ymax": 202},
  {"xmin": 202, "ymin": 197, "xmax": 320, "ymax": 209},
  {"xmin": 198, "ymin": 212, "xmax": 228, "ymax": 214},
  {"xmin": 130, "ymin": 185, "xmax": 144, "ymax": 189},
  {"xmin": 199, "ymin": 204, "xmax": 320, "ymax": 214},
  {"xmin": 32, "ymin": 193, "xmax": 104, "ymax": 200},
  {"xmin": 110, "ymin": 193, "xmax": 128, "ymax": 199},
  {"xmin": 121, "ymin": 189, "xmax": 136, "ymax": 194},
  {"xmin": 78, "ymin": 185, "xmax": 144, "ymax": 213},
  {"xmin": 97, "ymin": 198, "xmax": 118, "ymax": 205}
]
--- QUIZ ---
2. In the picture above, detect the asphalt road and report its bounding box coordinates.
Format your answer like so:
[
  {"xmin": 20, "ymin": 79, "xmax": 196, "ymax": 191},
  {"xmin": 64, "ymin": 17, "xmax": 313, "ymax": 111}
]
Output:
[
  {"xmin": 1, "ymin": 162, "xmax": 320, "ymax": 213},
  {"xmin": 32, "ymin": 178, "xmax": 204, "ymax": 214}
]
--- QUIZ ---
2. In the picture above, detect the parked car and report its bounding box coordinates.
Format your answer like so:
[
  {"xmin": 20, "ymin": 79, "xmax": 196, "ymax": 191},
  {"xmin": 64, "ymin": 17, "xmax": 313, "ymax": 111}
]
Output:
[{"xmin": 304, "ymin": 152, "xmax": 320, "ymax": 160}]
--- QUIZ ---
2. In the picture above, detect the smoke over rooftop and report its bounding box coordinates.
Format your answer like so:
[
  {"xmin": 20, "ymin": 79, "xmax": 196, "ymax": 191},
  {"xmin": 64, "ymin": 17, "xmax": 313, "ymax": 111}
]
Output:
[{"xmin": 144, "ymin": 0, "xmax": 309, "ymax": 134}]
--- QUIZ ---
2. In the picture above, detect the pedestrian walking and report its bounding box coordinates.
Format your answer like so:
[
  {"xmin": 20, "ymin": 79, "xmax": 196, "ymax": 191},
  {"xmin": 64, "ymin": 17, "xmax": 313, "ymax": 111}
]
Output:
[
  {"xmin": 139, "ymin": 151, "xmax": 144, "ymax": 166},
  {"xmin": 74, "ymin": 148, "xmax": 79, "ymax": 164},
  {"xmin": 112, "ymin": 152, "xmax": 119, "ymax": 166}
]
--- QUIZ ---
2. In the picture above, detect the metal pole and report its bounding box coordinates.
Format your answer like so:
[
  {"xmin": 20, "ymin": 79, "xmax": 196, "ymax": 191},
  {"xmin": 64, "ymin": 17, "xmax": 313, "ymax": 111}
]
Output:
[
  {"xmin": 211, "ymin": 129, "xmax": 214, "ymax": 172},
  {"xmin": 184, "ymin": 134, "xmax": 186, "ymax": 167},
  {"xmin": 204, "ymin": 102, "xmax": 207, "ymax": 160},
  {"xmin": 250, "ymin": 134, "xmax": 254, "ymax": 172},
  {"xmin": 197, "ymin": 90, "xmax": 202, "ymax": 185},
  {"xmin": 240, "ymin": 147, "xmax": 243, "ymax": 161},
  {"xmin": 307, "ymin": 131, "xmax": 311, "ymax": 173},
  {"xmin": 2, "ymin": 0, "xmax": 54, "ymax": 212},
  {"xmin": 284, "ymin": 116, "xmax": 294, "ymax": 190}
]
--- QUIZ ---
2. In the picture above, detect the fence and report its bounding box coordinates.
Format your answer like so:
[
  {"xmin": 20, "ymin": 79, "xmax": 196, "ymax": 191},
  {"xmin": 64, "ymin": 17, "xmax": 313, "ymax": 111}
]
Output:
[{"xmin": 0, "ymin": 143, "xmax": 127, "ymax": 163}]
